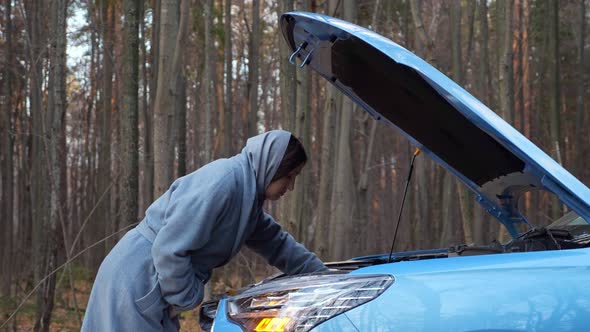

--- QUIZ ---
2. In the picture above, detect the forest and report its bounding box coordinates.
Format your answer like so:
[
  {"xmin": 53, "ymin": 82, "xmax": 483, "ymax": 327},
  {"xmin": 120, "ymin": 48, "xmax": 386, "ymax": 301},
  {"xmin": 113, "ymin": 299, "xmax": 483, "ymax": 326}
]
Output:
[{"xmin": 1, "ymin": 0, "xmax": 589, "ymax": 330}]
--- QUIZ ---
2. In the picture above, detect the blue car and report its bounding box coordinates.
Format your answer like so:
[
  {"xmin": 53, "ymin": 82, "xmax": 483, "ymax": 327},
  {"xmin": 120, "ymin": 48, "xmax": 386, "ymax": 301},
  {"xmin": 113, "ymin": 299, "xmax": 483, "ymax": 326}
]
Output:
[{"xmin": 201, "ymin": 12, "xmax": 590, "ymax": 332}]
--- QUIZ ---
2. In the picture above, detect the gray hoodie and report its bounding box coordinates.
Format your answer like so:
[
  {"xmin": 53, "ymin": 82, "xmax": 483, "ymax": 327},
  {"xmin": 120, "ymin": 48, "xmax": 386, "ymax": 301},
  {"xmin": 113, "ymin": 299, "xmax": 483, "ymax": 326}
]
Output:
[{"xmin": 82, "ymin": 130, "xmax": 326, "ymax": 331}]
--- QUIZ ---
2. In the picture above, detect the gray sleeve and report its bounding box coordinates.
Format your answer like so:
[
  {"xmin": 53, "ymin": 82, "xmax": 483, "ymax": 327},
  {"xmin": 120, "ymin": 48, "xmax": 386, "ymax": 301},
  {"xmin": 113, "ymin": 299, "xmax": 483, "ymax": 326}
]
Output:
[{"xmin": 246, "ymin": 212, "xmax": 328, "ymax": 275}]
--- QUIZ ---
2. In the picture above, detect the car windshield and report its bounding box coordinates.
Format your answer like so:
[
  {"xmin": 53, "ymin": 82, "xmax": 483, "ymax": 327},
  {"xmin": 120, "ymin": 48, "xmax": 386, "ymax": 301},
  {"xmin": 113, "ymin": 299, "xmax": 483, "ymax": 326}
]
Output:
[
  {"xmin": 540, "ymin": 210, "xmax": 590, "ymax": 243},
  {"xmin": 548, "ymin": 211, "xmax": 590, "ymax": 228},
  {"xmin": 516, "ymin": 189, "xmax": 590, "ymax": 234}
]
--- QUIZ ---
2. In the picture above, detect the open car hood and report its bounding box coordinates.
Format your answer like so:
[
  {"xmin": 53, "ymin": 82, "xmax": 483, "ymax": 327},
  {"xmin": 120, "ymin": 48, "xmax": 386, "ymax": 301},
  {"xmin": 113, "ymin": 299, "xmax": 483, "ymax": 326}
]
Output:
[{"xmin": 280, "ymin": 12, "xmax": 590, "ymax": 237}]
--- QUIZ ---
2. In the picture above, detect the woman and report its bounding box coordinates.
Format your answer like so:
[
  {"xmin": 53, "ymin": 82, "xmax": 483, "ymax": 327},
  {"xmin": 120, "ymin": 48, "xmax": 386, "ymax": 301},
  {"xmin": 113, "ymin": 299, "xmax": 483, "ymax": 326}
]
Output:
[{"xmin": 82, "ymin": 130, "xmax": 326, "ymax": 331}]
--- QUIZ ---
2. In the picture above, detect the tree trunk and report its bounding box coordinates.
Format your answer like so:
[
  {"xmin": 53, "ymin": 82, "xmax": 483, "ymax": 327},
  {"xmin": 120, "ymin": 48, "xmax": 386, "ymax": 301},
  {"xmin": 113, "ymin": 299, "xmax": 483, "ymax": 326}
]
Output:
[
  {"xmin": 450, "ymin": 0, "xmax": 462, "ymax": 85},
  {"xmin": 547, "ymin": 0, "xmax": 561, "ymax": 219},
  {"xmin": 410, "ymin": 0, "xmax": 435, "ymax": 63},
  {"xmin": 97, "ymin": 0, "xmax": 114, "ymax": 259},
  {"xmin": 330, "ymin": 0, "xmax": 357, "ymax": 260},
  {"xmin": 357, "ymin": 0, "xmax": 381, "ymax": 252},
  {"xmin": 153, "ymin": 0, "xmax": 179, "ymax": 196},
  {"xmin": 314, "ymin": 0, "xmax": 340, "ymax": 256},
  {"xmin": 82, "ymin": 3, "xmax": 99, "ymax": 268},
  {"xmin": 574, "ymin": 0, "xmax": 586, "ymax": 177},
  {"xmin": 473, "ymin": 0, "xmax": 492, "ymax": 243},
  {"xmin": 140, "ymin": 0, "xmax": 153, "ymax": 214},
  {"xmin": 26, "ymin": 0, "xmax": 50, "ymax": 328},
  {"xmin": 315, "ymin": 87, "xmax": 336, "ymax": 258},
  {"xmin": 405, "ymin": 0, "xmax": 429, "ymax": 249},
  {"xmin": 450, "ymin": 0, "xmax": 474, "ymax": 245},
  {"xmin": 35, "ymin": 0, "xmax": 67, "ymax": 330},
  {"xmin": 522, "ymin": 0, "xmax": 531, "ymax": 139},
  {"xmin": 520, "ymin": 0, "xmax": 532, "ymax": 223},
  {"xmin": 224, "ymin": 0, "xmax": 233, "ymax": 155},
  {"xmin": 287, "ymin": 0, "xmax": 312, "ymax": 242},
  {"xmin": 463, "ymin": 0, "xmax": 477, "ymax": 82},
  {"xmin": 120, "ymin": 0, "xmax": 140, "ymax": 226},
  {"xmin": 247, "ymin": 0, "xmax": 260, "ymax": 138},
  {"xmin": 278, "ymin": 0, "xmax": 296, "ymax": 130},
  {"xmin": 203, "ymin": 0, "xmax": 213, "ymax": 161},
  {"xmin": 439, "ymin": 173, "xmax": 455, "ymax": 247},
  {"xmin": 515, "ymin": 0, "xmax": 525, "ymax": 132},
  {"xmin": 478, "ymin": 0, "xmax": 493, "ymax": 106},
  {"xmin": 144, "ymin": 0, "xmax": 159, "ymax": 207},
  {"xmin": 1, "ymin": 0, "xmax": 14, "ymax": 297},
  {"xmin": 177, "ymin": 76, "xmax": 188, "ymax": 175},
  {"xmin": 277, "ymin": 0, "xmax": 297, "ymax": 228},
  {"xmin": 498, "ymin": 0, "xmax": 515, "ymax": 123},
  {"xmin": 171, "ymin": 0, "xmax": 191, "ymax": 170},
  {"xmin": 496, "ymin": 0, "xmax": 515, "ymax": 241}
]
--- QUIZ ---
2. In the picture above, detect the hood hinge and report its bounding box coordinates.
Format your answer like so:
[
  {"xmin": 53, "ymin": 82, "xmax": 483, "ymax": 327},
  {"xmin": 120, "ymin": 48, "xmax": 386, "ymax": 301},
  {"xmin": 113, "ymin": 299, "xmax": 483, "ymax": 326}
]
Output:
[
  {"xmin": 289, "ymin": 40, "xmax": 315, "ymax": 68},
  {"xmin": 476, "ymin": 194, "xmax": 521, "ymax": 239}
]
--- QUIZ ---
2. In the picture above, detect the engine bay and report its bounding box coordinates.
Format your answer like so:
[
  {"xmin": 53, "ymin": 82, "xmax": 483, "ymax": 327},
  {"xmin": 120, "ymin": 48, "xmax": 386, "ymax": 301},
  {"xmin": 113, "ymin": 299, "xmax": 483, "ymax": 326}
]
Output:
[{"xmin": 450, "ymin": 225, "xmax": 590, "ymax": 256}]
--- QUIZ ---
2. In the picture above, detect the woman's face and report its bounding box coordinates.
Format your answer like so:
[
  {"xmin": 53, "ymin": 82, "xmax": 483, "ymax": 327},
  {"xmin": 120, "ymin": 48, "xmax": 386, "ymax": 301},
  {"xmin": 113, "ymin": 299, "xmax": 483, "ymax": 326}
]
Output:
[{"xmin": 265, "ymin": 163, "xmax": 305, "ymax": 201}]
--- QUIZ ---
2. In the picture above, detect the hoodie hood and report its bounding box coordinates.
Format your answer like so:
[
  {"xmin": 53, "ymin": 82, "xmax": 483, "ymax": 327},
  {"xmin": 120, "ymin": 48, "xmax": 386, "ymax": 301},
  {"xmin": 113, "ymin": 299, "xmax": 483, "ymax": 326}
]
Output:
[{"xmin": 242, "ymin": 130, "xmax": 291, "ymax": 196}]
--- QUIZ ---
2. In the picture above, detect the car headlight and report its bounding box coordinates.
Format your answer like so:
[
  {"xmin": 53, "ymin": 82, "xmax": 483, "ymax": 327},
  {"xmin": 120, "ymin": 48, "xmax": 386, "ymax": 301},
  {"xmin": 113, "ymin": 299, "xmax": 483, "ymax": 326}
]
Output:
[{"xmin": 227, "ymin": 273, "xmax": 394, "ymax": 332}]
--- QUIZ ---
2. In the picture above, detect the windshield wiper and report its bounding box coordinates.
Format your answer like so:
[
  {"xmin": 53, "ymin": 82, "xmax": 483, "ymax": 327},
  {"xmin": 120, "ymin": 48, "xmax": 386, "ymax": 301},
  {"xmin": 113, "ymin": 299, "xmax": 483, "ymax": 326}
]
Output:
[
  {"xmin": 546, "ymin": 229, "xmax": 562, "ymax": 250},
  {"xmin": 518, "ymin": 227, "xmax": 572, "ymax": 250},
  {"xmin": 544, "ymin": 227, "xmax": 572, "ymax": 238}
]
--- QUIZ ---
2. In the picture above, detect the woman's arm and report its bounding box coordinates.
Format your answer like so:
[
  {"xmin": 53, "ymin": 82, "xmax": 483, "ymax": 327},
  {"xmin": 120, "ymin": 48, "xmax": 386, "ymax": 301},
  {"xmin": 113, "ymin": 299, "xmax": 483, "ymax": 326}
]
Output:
[{"xmin": 246, "ymin": 212, "xmax": 328, "ymax": 275}]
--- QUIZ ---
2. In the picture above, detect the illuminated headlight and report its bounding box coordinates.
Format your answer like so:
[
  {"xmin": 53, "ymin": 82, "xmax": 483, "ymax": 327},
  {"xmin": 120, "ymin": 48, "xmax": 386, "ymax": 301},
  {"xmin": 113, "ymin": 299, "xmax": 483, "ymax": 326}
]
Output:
[{"xmin": 227, "ymin": 274, "xmax": 393, "ymax": 332}]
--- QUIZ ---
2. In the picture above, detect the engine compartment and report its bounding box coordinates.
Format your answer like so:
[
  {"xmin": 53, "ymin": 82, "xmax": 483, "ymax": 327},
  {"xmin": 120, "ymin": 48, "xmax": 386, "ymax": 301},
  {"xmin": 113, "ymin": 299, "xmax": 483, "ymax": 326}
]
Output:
[{"xmin": 450, "ymin": 225, "xmax": 590, "ymax": 256}]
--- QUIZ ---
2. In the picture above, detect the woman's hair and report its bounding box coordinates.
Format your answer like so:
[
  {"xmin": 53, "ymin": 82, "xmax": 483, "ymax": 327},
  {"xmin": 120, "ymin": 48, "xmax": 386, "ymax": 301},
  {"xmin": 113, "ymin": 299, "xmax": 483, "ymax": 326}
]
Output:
[{"xmin": 272, "ymin": 135, "xmax": 307, "ymax": 182}]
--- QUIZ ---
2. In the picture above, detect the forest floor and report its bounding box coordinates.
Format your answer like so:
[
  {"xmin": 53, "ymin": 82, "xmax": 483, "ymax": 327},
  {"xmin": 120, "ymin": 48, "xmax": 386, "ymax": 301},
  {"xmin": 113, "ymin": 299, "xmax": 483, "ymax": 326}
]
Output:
[{"xmin": 0, "ymin": 265, "xmax": 203, "ymax": 331}]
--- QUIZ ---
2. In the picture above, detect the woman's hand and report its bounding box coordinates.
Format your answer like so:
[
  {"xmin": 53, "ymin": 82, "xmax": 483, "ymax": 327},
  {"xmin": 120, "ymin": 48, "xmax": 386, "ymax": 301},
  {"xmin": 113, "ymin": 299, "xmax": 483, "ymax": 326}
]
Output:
[{"xmin": 169, "ymin": 306, "xmax": 178, "ymax": 319}]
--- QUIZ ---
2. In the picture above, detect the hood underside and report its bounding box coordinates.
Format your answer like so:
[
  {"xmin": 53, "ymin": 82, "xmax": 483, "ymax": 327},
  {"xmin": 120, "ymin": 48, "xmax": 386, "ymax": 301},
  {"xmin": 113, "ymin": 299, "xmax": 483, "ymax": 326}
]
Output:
[{"xmin": 280, "ymin": 12, "xmax": 590, "ymax": 237}]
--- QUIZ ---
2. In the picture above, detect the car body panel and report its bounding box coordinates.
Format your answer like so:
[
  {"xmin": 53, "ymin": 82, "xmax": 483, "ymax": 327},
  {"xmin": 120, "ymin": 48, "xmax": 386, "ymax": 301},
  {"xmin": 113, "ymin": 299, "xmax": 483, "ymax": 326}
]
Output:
[
  {"xmin": 210, "ymin": 248, "xmax": 590, "ymax": 331},
  {"xmin": 307, "ymin": 313, "xmax": 359, "ymax": 332},
  {"xmin": 280, "ymin": 12, "xmax": 590, "ymax": 237},
  {"xmin": 209, "ymin": 300, "xmax": 242, "ymax": 332},
  {"xmin": 346, "ymin": 249, "xmax": 590, "ymax": 331}
]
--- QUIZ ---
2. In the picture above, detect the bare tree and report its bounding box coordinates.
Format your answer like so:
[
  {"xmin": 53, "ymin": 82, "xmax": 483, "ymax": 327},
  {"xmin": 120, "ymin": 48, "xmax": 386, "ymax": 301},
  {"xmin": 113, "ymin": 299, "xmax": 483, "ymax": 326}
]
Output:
[
  {"xmin": 357, "ymin": 0, "xmax": 382, "ymax": 249},
  {"xmin": 450, "ymin": 0, "xmax": 463, "ymax": 85},
  {"xmin": 547, "ymin": 0, "xmax": 562, "ymax": 219},
  {"xmin": 278, "ymin": 0, "xmax": 297, "ymax": 130},
  {"xmin": 464, "ymin": 0, "xmax": 477, "ymax": 82},
  {"xmin": 449, "ymin": 0, "xmax": 474, "ymax": 245},
  {"xmin": 247, "ymin": 0, "xmax": 261, "ymax": 138},
  {"xmin": 312, "ymin": 1, "xmax": 337, "ymax": 258},
  {"xmin": 153, "ymin": 0, "xmax": 179, "ymax": 196},
  {"xmin": 575, "ymin": 0, "xmax": 586, "ymax": 176},
  {"xmin": 120, "ymin": 0, "xmax": 141, "ymax": 225},
  {"xmin": 1, "ymin": 0, "xmax": 14, "ymax": 297},
  {"xmin": 172, "ymin": 0, "xmax": 191, "ymax": 170},
  {"xmin": 203, "ymin": 0, "xmax": 213, "ymax": 162},
  {"xmin": 144, "ymin": 0, "xmax": 160, "ymax": 208},
  {"xmin": 286, "ymin": 0, "xmax": 313, "ymax": 242},
  {"xmin": 330, "ymin": 0, "xmax": 357, "ymax": 260},
  {"xmin": 410, "ymin": 0, "xmax": 435, "ymax": 63},
  {"xmin": 478, "ymin": 0, "xmax": 493, "ymax": 107},
  {"xmin": 34, "ymin": 0, "xmax": 68, "ymax": 329},
  {"xmin": 515, "ymin": 0, "xmax": 525, "ymax": 132},
  {"xmin": 25, "ymin": 0, "xmax": 50, "ymax": 328},
  {"xmin": 224, "ymin": 0, "xmax": 234, "ymax": 155},
  {"xmin": 498, "ymin": 0, "xmax": 515, "ymax": 123}
]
